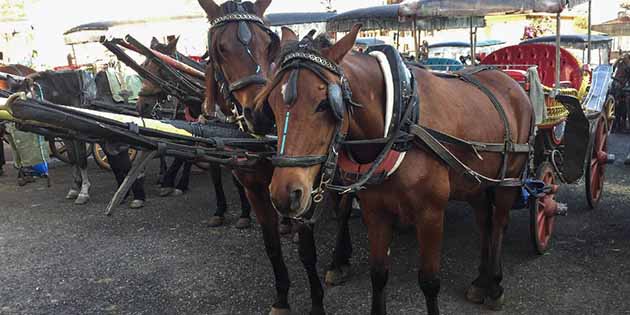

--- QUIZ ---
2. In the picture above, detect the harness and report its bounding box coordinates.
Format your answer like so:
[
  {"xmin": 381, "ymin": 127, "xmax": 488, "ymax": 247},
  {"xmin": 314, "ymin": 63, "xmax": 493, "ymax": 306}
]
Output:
[
  {"xmin": 208, "ymin": 0, "xmax": 279, "ymax": 127},
  {"xmin": 265, "ymin": 41, "xmax": 533, "ymax": 212}
]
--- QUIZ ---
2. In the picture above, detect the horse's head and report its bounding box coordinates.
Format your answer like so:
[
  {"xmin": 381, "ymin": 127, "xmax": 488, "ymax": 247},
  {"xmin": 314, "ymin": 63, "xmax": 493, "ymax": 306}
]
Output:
[
  {"xmin": 257, "ymin": 25, "xmax": 362, "ymax": 218},
  {"xmin": 30, "ymin": 70, "xmax": 96, "ymax": 107},
  {"xmin": 135, "ymin": 36, "xmax": 180, "ymax": 117},
  {"xmin": 199, "ymin": 0, "xmax": 279, "ymax": 132},
  {"xmin": 612, "ymin": 54, "xmax": 630, "ymax": 98}
]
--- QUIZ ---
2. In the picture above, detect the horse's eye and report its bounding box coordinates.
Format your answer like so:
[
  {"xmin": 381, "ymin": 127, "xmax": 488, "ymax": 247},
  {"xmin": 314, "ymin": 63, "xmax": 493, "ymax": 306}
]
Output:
[{"xmin": 315, "ymin": 100, "xmax": 328, "ymax": 113}]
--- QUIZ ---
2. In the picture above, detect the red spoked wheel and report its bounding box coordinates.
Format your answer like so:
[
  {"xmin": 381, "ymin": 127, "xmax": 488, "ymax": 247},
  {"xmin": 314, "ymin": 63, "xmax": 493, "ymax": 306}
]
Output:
[
  {"xmin": 585, "ymin": 115, "xmax": 608, "ymax": 209},
  {"xmin": 530, "ymin": 162, "xmax": 560, "ymax": 255}
]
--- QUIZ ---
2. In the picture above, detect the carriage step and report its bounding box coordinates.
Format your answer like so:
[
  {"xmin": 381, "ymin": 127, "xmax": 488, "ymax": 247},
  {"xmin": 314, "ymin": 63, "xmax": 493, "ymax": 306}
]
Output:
[{"xmin": 555, "ymin": 203, "xmax": 568, "ymax": 217}]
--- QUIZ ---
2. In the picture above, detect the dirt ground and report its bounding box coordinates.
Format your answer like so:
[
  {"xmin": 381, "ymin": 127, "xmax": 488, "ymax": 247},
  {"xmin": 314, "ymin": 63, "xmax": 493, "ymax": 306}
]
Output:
[{"xmin": 1, "ymin": 134, "xmax": 629, "ymax": 315}]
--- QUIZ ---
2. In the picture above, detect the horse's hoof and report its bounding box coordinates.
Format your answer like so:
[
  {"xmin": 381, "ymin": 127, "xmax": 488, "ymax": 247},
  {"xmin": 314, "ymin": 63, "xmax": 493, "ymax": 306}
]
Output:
[
  {"xmin": 208, "ymin": 216, "xmax": 225, "ymax": 227},
  {"xmin": 235, "ymin": 217, "xmax": 251, "ymax": 229},
  {"xmin": 269, "ymin": 306, "xmax": 291, "ymax": 315},
  {"xmin": 74, "ymin": 194, "xmax": 89, "ymax": 205},
  {"xmin": 173, "ymin": 189, "xmax": 184, "ymax": 196},
  {"xmin": 325, "ymin": 265, "xmax": 351, "ymax": 286},
  {"xmin": 484, "ymin": 292, "xmax": 505, "ymax": 311},
  {"xmin": 278, "ymin": 222, "xmax": 292, "ymax": 235},
  {"xmin": 159, "ymin": 187, "xmax": 174, "ymax": 197},
  {"xmin": 465, "ymin": 285, "xmax": 486, "ymax": 304},
  {"xmin": 66, "ymin": 190, "xmax": 79, "ymax": 200},
  {"xmin": 130, "ymin": 200, "xmax": 145, "ymax": 209}
]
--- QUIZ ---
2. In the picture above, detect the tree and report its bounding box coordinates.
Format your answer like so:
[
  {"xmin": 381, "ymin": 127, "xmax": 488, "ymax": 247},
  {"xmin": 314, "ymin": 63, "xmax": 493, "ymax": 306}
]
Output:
[
  {"xmin": 0, "ymin": 0, "xmax": 26, "ymax": 21},
  {"xmin": 320, "ymin": 0, "xmax": 334, "ymax": 12},
  {"xmin": 622, "ymin": 0, "xmax": 630, "ymax": 10}
]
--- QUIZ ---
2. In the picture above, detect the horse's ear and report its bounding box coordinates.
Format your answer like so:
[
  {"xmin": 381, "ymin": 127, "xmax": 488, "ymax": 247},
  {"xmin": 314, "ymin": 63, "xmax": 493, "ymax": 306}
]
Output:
[
  {"xmin": 198, "ymin": 0, "xmax": 221, "ymax": 20},
  {"xmin": 150, "ymin": 37, "xmax": 160, "ymax": 49},
  {"xmin": 280, "ymin": 27, "xmax": 297, "ymax": 46},
  {"xmin": 203, "ymin": 63, "xmax": 218, "ymax": 118},
  {"xmin": 254, "ymin": 0, "xmax": 272, "ymax": 17},
  {"xmin": 323, "ymin": 24, "xmax": 362, "ymax": 63},
  {"xmin": 165, "ymin": 36, "xmax": 180, "ymax": 54}
]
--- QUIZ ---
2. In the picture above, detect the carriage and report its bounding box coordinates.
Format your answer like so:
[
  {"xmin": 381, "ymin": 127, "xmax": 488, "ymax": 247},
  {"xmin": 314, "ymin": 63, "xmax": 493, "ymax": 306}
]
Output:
[{"xmin": 399, "ymin": 0, "xmax": 612, "ymax": 254}]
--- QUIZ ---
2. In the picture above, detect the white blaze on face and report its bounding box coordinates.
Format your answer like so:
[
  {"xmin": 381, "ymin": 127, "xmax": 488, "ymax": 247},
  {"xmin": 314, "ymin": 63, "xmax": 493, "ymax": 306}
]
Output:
[{"xmin": 281, "ymin": 83, "xmax": 289, "ymax": 103}]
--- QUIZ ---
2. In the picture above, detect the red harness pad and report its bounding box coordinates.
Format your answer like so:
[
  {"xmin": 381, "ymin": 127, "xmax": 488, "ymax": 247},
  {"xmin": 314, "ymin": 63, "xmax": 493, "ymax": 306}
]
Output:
[{"xmin": 337, "ymin": 149, "xmax": 402, "ymax": 185}]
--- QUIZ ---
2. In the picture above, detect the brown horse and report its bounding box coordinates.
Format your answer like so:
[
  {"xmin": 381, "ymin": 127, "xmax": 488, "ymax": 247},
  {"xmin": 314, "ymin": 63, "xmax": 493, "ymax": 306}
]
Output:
[
  {"xmin": 135, "ymin": 36, "xmax": 253, "ymax": 228},
  {"xmin": 259, "ymin": 26, "xmax": 533, "ymax": 314},
  {"xmin": 612, "ymin": 54, "xmax": 630, "ymax": 133},
  {"xmin": 198, "ymin": 1, "xmax": 356, "ymax": 314}
]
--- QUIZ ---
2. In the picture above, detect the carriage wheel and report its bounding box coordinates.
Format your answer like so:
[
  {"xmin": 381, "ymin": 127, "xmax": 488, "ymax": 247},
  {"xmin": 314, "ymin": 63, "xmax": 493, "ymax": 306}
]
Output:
[
  {"xmin": 48, "ymin": 138, "xmax": 93, "ymax": 164},
  {"xmin": 92, "ymin": 143, "xmax": 138, "ymax": 171},
  {"xmin": 604, "ymin": 95, "xmax": 615, "ymax": 135},
  {"xmin": 530, "ymin": 162, "xmax": 558, "ymax": 255},
  {"xmin": 585, "ymin": 115, "xmax": 608, "ymax": 209},
  {"xmin": 48, "ymin": 137, "xmax": 72, "ymax": 164}
]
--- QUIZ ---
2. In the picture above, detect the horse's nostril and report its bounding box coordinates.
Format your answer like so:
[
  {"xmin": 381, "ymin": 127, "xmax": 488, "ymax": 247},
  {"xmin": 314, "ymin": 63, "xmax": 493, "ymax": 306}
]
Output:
[{"xmin": 289, "ymin": 188, "xmax": 303, "ymax": 212}]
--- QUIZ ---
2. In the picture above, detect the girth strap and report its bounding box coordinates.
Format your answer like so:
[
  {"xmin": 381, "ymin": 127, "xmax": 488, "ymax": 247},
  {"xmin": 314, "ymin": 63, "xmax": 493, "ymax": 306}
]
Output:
[{"xmin": 458, "ymin": 70, "xmax": 514, "ymax": 182}]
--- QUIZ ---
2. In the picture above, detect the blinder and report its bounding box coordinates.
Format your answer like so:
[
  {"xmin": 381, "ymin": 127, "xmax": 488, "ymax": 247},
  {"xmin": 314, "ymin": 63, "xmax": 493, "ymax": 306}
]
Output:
[
  {"xmin": 327, "ymin": 83, "xmax": 345, "ymax": 121},
  {"xmin": 237, "ymin": 21, "xmax": 253, "ymax": 45}
]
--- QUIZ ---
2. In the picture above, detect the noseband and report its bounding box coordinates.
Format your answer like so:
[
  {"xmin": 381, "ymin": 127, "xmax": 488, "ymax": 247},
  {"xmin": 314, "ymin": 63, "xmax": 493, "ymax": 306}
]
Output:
[{"xmin": 208, "ymin": 2, "xmax": 279, "ymax": 125}]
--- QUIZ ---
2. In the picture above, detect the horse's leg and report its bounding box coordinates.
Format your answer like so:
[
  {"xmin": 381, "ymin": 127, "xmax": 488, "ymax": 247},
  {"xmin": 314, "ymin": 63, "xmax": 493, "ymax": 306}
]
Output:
[
  {"xmin": 325, "ymin": 194, "xmax": 353, "ymax": 286},
  {"xmin": 157, "ymin": 156, "xmax": 168, "ymax": 186},
  {"xmin": 173, "ymin": 161, "xmax": 192, "ymax": 196},
  {"xmin": 465, "ymin": 196, "xmax": 493, "ymax": 304},
  {"xmin": 74, "ymin": 141, "xmax": 90, "ymax": 205},
  {"xmin": 160, "ymin": 158, "xmax": 184, "ymax": 196},
  {"xmin": 208, "ymin": 164, "xmax": 228, "ymax": 227},
  {"xmin": 245, "ymin": 184, "xmax": 291, "ymax": 315},
  {"xmin": 233, "ymin": 174, "xmax": 252, "ymax": 229},
  {"xmin": 64, "ymin": 140, "xmax": 81, "ymax": 200},
  {"xmin": 484, "ymin": 187, "xmax": 518, "ymax": 311},
  {"xmin": 415, "ymin": 197, "xmax": 447, "ymax": 315},
  {"xmin": 297, "ymin": 223, "xmax": 325, "ymax": 315},
  {"xmin": 363, "ymin": 203, "xmax": 394, "ymax": 315}
]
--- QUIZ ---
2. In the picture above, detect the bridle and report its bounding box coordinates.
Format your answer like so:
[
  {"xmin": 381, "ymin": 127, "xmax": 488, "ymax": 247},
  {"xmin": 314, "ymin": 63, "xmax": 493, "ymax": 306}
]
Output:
[
  {"xmin": 208, "ymin": 1, "xmax": 279, "ymax": 127},
  {"xmin": 264, "ymin": 36, "xmax": 418, "ymax": 214}
]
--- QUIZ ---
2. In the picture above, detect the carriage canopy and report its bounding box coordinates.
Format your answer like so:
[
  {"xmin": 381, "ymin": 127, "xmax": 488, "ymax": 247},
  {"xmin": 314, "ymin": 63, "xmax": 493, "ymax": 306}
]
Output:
[
  {"xmin": 399, "ymin": 0, "xmax": 591, "ymax": 18},
  {"xmin": 326, "ymin": 4, "xmax": 485, "ymax": 33}
]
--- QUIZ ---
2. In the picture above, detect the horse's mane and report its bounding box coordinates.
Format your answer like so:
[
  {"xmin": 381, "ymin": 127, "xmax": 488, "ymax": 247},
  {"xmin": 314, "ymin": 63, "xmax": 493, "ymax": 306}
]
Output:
[{"xmin": 255, "ymin": 34, "xmax": 333, "ymax": 111}]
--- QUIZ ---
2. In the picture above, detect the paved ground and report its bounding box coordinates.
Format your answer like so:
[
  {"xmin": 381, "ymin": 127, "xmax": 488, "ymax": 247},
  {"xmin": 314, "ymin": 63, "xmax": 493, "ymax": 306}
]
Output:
[{"xmin": 1, "ymin": 134, "xmax": 630, "ymax": 315}]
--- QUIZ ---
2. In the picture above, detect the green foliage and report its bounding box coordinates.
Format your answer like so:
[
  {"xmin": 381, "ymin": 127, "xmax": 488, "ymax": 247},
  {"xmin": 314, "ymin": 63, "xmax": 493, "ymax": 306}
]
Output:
[{"xmin": 0, "ymin": 0, "xmax": 26, "ymax": 21}]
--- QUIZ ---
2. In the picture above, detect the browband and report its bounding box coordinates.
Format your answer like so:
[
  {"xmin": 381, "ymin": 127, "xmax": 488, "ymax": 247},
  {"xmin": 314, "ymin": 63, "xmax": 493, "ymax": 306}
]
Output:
[{"xmin": 211, "ymin": 13, "xmax": 265, "ymax": 28}]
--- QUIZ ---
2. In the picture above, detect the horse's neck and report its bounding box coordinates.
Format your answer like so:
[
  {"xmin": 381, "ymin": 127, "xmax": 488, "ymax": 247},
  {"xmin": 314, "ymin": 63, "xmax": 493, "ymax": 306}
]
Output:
[
  {"xmin": 343, "ymin": 54, "xmax": 387, "ymax": 140},
  {"xmin": 342, "ymin": 54, "xmax": 388, "ymax": 160}
]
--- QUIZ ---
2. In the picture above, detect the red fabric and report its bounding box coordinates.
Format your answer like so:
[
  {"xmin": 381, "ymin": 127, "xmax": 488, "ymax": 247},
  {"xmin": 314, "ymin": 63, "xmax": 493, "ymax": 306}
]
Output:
[
  {"xmin": 338, "ymin": 149, "xmax": 402, "ymax": 177},
  {"xmin": 480, "ymin": 44, "xmax": 583, "ymax": 90}
]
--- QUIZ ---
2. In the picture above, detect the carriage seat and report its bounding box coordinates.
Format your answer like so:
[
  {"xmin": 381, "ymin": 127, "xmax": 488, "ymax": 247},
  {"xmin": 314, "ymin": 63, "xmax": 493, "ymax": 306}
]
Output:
[
  {"xmin": 480, "ymin": 44, "xmax": 583, "ymax": 91},
  {"xmin": 420, "ymin": 58, "xmax": 464, "ymax": 72}
]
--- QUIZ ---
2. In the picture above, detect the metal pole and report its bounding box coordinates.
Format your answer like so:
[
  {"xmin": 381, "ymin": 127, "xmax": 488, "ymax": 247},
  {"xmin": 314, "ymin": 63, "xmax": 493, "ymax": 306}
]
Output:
[
  {"xmin": 555, "ymin": 11, "xmax": 561, "ymax": 93},
  {"xmin": 470, "ymin": 19, "xmax": 474, "ymax": 66},
  {"xmin": 587, "ymin": 0, "xmax": 592, "ymax": 64},
  {"xmin": 412, "ymin": 19, "xmax": 418, "ymax": 60}
]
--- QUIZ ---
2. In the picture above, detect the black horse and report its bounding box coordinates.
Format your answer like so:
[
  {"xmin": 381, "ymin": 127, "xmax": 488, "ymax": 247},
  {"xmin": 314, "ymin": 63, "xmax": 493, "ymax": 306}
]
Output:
[{"xmin": 135, "ymin": 37, "xmax": 252, "ymax": 228}]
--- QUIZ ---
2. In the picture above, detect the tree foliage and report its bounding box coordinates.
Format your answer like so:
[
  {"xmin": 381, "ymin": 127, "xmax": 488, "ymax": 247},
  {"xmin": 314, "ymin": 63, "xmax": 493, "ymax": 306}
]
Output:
[{"xmin": 0, "ymin": 0, "xmax": 27, "ymax": 21}]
